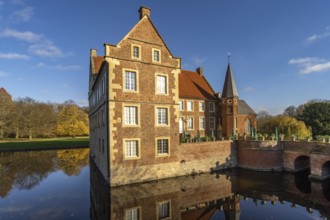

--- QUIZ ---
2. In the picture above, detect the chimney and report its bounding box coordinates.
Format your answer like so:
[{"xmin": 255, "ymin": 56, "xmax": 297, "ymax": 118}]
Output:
[
  {"xmin": 90, "ymin": 49, "xmax": 97, "ymax": 57},
  {"xmin": 139, "ymin": 6, "xmax": 151, "ymax": 19},
  {"xmin": 196, "ymin": 67, "xmax": 203, "ymax": 76}
]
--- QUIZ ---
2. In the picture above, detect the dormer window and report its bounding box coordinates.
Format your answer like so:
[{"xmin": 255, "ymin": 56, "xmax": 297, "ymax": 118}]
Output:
[
  {"xmin": 131, "ymin": 44, "xmax": 141, "ymax": 59},
  {"xmin": 152, "ymin": 48, "xmax": 161, "ymax": 63}
]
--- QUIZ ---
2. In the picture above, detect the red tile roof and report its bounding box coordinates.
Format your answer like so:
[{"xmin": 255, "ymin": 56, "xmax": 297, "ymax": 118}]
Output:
[
  {"xmin": 179, "ymin": 70, "xmax": 218, "ymax": 100},
  {"xmin": 92, "ymin": 56, "xmax": 103, "ymax": 74}
]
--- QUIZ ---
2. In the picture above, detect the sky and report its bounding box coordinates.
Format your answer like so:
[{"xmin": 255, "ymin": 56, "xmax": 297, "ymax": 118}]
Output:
[{"xmin": 0, "ymin": 0, "xmax": 330, "ymax": 114}]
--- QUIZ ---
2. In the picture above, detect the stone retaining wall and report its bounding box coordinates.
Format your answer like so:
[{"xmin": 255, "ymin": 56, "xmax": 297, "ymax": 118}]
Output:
[{"xmin": 109, "ymin": 140, "xmax": 235, "ymax": 186}]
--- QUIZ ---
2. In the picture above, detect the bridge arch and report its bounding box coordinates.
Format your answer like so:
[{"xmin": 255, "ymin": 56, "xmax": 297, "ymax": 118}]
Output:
[
  {"xmin": 294, "ymin": 155, "xmax": 310, "ymax": 172},
  {"xmin": 321, "ymin": 161, "xmax": 330, "ymax": 180}
]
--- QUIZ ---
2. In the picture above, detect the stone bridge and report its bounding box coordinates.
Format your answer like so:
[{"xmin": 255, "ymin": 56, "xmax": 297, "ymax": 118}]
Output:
[
  {"xmin": 282, "ymin": 141, "xmax": 330, "ymax": 180},
  {"xmin": 236, "ymin": 140, "xmax": 330, "ymax": 180}
]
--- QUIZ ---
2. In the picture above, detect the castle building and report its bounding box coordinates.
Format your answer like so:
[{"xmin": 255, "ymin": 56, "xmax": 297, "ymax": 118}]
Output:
[{"xmin": 89, "ymin": 6, "xmax": 256, "ymax": 185}]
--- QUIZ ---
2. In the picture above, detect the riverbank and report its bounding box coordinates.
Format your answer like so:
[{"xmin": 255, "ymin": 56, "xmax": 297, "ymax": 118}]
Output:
[{"xmin": 0, "ymin": 137, "xmax": 89, "ymax": 152}]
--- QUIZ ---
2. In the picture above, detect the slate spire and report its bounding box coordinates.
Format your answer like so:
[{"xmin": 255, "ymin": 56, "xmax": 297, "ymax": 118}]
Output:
[{"xmin": 221, "ymin": 62, "xmax": 239, "ymax": 98}]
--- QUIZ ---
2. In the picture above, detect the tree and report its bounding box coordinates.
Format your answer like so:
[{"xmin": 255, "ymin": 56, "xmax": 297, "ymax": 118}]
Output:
[
  {"xmin": 283, "ymin": 105, "xmax": 297, "ymax": 117},
  {"xmin": 297, "ymin": 100, "xmax": 330, "ymax": 137},
  {"xmin": 0, "ymin": 88, "xmax": 13, "ymax": 138},
  {"xmin": 258, "ymin": 115, "xmax": 311, "ymax": 139},
  {"xmin": 55, "ymin": 104, "xmax": 89, "ymax": 137},
  {"xmin": 15, "ymin": 97, "xmax": 39, "ymax": 140}
]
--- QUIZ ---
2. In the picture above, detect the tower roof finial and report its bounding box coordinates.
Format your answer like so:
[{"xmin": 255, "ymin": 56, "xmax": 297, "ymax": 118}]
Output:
[{"xmin": 227, "ymin": 52, "xmax": 231, "ymax": 64}]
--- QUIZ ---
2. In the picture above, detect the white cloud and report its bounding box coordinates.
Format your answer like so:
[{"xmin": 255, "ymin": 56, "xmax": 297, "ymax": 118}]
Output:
[
  {"xmin": 0, "ymin": 70, "xmax": 9, "ymax": 77},
  {"xmin": 288, "ymin": 57, "xmax": 325, "ymax": 65},
  {"xmin": 10, "ymin": 0, "xmax": 24, "ymax": 5},
  {"xmin": 78, "ymin": 100, "xmax": 89, "ymax": 106},
  {"xmin": 10, "ymin": 6, "xmax": 33, "ymax": 22},
  {"xmin": 0, "ymin": 53, "xmax": 30, "ymax": 60},
  {"xmin": 244, "ymin": 87, "xmax": 254, "ymax": 92},
  {"xmin": 289, "ymin": 57, "xmax": 330, "ymax": 74},
  {"xmin": 29, "ymin": 40, "xmax": 68, "ymax": 57},
  {"xmin": 302, "ymin": 62, "xmax": 330, "ymax": 74},
  {"xmin": 36, "ymin": 62, "xmax": 81, "ymax": 71},
  {"xmin": 305, "ymin": 26, "xmax": 330, "ymax": 43},
  {"xmin": 0, "ymin": 28, "xmax": 42, "ymax": 42},
  {"xmin": 191, "ymin": 55, "xmax": 207, "ymax": 67}
]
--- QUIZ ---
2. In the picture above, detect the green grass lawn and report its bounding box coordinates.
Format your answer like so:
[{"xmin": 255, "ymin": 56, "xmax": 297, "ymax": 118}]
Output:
[{"xmin": 0, "ymin": 137, "xmax": 89, "ymax": 151}]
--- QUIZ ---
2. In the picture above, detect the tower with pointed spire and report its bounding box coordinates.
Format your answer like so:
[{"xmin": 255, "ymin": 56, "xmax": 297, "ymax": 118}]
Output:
[
  {"xmin": 220, "ymin": 61, "xmax": 256, "ymax": 138},
  {"xmin": 221, "ymin": 62, "xmax": 239, "ymax": 137}
]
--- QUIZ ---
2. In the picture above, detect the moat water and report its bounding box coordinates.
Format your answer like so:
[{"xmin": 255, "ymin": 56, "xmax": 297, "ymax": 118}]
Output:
[{"xmin": 0, "ymin": 149, "xmax": 329, "ymax": 220}]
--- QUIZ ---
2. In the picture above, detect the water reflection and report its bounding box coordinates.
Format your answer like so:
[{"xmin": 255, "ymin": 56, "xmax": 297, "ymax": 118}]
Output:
[
  {"xmin": 90, "ymin": 162, "xmax": 330, "ymax": 220},
  {"xmin": 0, "ymin": 149, "xmax": 89, "ymax": 198}
]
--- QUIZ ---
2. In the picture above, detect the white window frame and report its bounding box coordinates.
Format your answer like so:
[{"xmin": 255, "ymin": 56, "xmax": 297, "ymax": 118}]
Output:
[
  {"xmin": 156, "ymin": 138, "xmax": 170, "ymax": 157},
  {"xmin": 125, "ymin": 207, "xmax": 141, "ymax": 220},
  {"xmin": 124, "ymin": 106, "xmax": 138, "ymax": 126},
  {"xmin": 210, "ymin": 116, "xmax": 215, "ymax": 129},
  {"xmin": 123, "ymin": 139, "xmax": 140, "ymax": 159},
  {"xmin": 199, "ymin": 101, "xmax": 205, "ymax": 112},
  {"xmin": 156, "ymin": 74, "xmax": 168, "ymax": 95},
  {"xmin": 157, "ymin": 200, "xmax": 171, "ymax": 220},
  {"xmin": 209, "ymin": 102, "xmax": 215, "ymax": 112},
  {"xmin": 156, "ymin": 107, "xmax": 168, "ymax": 126},
  {"xmin": 187, "ymin": 101, "xmax": 193, "ymax": 111},
  {"xmin": 152, "ymin": 48, "xmax": 161, "ymax": 63},
  {"xmin": 187, "ymin": 117, "xmax": 194, "ymax": 130},
  {"xmin": 131, "ymin": 44, "xmax": 141, "ymax": 59},
  {"xmin": 123, "ymin": 69, "xmax": 139, "ymax": 93},
  {"xmin": 179, "ymin": 100, "xmax": 184, "ymax": 111},
  {"xmin": 199, "ymin": 117, "xmax": 205, "ymax": 130}
]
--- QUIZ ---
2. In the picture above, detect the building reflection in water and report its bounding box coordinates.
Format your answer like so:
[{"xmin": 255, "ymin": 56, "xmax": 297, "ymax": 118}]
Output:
[{"xmin": 90, "ymin": 160, "xmax": 330, "ymax": 220}]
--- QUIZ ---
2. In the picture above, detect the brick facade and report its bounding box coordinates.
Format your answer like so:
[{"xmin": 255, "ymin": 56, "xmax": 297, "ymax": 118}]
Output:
[{"xmin": 89, "ymin": 6, "xmax": 258, "ymax": 185}]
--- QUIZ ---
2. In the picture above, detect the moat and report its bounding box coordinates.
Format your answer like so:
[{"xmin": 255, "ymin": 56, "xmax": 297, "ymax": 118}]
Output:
[{"xmin": 0, "ymin": 149, "xmax": 329, "ymax": 220}]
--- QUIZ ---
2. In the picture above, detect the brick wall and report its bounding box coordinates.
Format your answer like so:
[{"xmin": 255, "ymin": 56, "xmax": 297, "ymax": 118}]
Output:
[
  {"xmin": 179, "ymin": 99, "xmax": 219, "ymax": 138},
  {"xmin": 109, "ymin": 140, "xmax": 236, "ymax": 186},
  {"xmin": 236, "ymin": 140, "xmax": 283, "ymax": 171}
]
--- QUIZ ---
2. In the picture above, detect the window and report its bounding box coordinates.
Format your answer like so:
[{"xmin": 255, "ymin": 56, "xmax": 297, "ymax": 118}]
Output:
[
  {"xmin": 199, "ymin": 102, "xmax": 205, "ymax": 112},
  {"xmin": 125, "ymin": 71, "xmax": 137, "ymax": 91},
  {"xmin": 158, "ymin": 201, "xmax": 170, "ymax": 219},
  {"xmin": 156, "ymin": 75, "xmax": 167, "ymax": 94},
  {"xmin": 125, "ymin": 207, "xmax": 140, "ymax": 220},
  {"xmin": 132, "ymin": 45, "xmax": 141, "ymax": 59},
  {"xmin": 124, "ymin": 106, "xmax": 138, "ymax": 125},
  {"xmin": 187, "ymin": 101, "xmax": 193, "ymax": 111},
  {"xmin": 102, "ymin": 139, "xmax": 104, "ymax": 153},
  {"xmin": 245, "ymin": 119, "xmax": 251, "ymax": 134},
  {"xmin": 210, "ymin": 117, "xmax": 215, "ymax": 129},
  {"xmin": 199, "ymin": 117, "xmax": 205, "ymax": 130},
  {"xmin": 157, "ymin": 108, "xmax": 168, "ymax": 125},
  {"xmin": 179, "ymin": 117, "xmax": 184, "ymax": 133},
  {"xmin": 179, "ymin": 100, "xmax": 184, "ymax": 111},
  {"xmin": 157, "ymin": 139, "xmax": 169, "ymax": 156},
  {"xmin": 209, "ymin": 102, "xmax": 215, "ymax": 112},
  {"xmin": 125, "ymin": 140, "xmax": 139, "ymax": 158},
  {"xmin": 152, "ymin": 49, "xmax": 161, "ymax": 62},
  {"xmin": 235, "ymin": 117, "xmax": 238, "ymax": 129},
  {"xmin": 187, "ymin": 117, "xmax": 194, "ymax": 130}
]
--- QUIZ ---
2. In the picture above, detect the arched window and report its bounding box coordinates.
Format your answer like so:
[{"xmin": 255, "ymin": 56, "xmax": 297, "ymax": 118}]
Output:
[{"xmin": 245, "ymin": 119, "xmax": 251, "ymax": 134}]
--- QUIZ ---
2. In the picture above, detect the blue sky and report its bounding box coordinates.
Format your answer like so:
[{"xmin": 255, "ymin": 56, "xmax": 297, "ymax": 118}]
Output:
[{"xmin": 0, "ymin": 0, "xmax": 330, "ymax": 114}]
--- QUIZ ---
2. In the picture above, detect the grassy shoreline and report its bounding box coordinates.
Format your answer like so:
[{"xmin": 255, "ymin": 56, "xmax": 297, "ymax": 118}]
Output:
[{"xmin": 0, "ymin": 137, "xmax": 89, "ymax": 152}]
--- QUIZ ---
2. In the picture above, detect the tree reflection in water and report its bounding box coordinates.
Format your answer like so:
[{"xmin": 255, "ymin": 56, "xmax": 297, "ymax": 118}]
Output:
[{"xmin": 0, "ymin": 148, "xmax": 89, "ymax": 198}]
